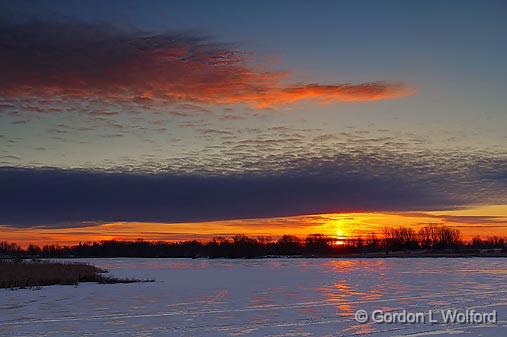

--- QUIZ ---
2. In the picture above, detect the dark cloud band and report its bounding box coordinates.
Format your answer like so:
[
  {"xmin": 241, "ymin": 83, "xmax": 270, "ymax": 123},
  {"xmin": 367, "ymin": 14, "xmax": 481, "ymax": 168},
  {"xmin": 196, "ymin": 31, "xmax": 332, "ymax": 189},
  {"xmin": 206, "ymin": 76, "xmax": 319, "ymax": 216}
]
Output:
[{"xmin": 1, "ymin": 151, "xmax": 505, "ymax": 228}]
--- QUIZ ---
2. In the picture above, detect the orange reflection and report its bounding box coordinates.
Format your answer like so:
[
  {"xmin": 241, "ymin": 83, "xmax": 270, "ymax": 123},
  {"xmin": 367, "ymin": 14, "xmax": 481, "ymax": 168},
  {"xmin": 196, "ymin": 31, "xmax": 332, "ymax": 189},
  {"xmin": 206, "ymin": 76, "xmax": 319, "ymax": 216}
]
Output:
[{"xmin": 319, "ymin": 261, "xmax": 386, "ymax": 316}]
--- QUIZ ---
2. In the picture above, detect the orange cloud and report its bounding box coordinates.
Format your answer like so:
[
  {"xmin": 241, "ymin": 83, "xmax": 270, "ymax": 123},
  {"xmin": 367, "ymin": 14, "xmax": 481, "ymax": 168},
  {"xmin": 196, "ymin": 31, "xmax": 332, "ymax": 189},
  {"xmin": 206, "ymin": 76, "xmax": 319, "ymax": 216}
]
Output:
[
  {"xmin": 249, "ymin": 82, "xmax": 415, "ymax": 108},
  {"xmin": 0, "ymin": 21, "xmax": 414, "ymax": 110}
]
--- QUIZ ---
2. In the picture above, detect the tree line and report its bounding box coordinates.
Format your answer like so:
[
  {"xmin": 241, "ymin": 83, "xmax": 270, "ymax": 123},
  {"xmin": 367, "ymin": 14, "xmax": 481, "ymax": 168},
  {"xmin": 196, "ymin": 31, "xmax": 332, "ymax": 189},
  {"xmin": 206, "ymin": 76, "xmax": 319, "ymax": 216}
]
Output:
[{"xmin": 1, "ymin": 224, "xmax": 506, "ymax": 258}]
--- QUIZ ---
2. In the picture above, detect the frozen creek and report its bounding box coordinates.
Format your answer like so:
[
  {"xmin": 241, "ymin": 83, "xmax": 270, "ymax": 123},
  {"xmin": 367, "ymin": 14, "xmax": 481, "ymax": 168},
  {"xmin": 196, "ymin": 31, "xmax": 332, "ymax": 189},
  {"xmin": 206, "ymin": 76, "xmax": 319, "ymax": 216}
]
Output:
[{"xmin": 1, "ymin": 258, "xmax": 506, "ymax": 336}]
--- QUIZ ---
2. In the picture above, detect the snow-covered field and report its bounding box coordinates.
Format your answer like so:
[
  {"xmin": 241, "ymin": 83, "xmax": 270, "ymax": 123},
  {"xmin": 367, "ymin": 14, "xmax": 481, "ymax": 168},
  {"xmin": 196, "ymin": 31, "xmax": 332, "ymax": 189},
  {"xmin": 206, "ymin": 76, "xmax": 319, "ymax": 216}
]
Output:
[{"xmin": 1, "ymin": 258, "xmax": 506, "ymax": 336}]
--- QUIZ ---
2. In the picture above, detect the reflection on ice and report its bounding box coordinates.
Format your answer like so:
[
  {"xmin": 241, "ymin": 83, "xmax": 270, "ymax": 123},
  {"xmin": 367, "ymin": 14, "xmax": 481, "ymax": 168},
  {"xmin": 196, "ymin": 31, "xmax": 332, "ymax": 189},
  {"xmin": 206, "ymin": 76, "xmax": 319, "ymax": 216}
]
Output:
[{"xmin": 1, "ymin": 258, "xmax": 506, "ymax": 336}]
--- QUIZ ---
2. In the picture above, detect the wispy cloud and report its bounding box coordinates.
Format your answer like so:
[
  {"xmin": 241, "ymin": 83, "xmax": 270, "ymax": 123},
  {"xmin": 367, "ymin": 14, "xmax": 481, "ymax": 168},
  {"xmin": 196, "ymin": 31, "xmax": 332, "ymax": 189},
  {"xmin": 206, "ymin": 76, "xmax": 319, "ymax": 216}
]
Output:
[{"xmin": 0, "ymin": 20, "xmax": 413, "ymax": 111}]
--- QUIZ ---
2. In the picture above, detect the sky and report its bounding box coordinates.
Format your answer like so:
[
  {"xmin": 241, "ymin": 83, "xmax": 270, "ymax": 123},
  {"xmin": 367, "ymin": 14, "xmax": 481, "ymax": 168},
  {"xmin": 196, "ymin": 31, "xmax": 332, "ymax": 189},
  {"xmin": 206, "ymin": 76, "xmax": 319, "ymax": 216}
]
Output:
[{"xmin": 0, "ymin": 0, "xmax": 506, "ymax": 245}]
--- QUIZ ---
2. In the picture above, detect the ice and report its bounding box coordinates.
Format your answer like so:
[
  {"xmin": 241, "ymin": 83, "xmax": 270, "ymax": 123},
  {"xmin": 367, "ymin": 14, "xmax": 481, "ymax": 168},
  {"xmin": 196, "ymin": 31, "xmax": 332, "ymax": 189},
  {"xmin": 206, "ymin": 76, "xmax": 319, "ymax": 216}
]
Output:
[{"xmin": 1, "ymin": 258, "xmax": 506, "ymax": 336}]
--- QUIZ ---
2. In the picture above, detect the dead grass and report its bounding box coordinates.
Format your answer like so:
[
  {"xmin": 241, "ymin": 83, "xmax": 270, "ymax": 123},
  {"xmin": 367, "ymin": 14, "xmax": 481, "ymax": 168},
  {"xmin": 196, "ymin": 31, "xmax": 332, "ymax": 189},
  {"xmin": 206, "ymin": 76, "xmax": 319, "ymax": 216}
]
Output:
[{"xmin": 0, "ymin": 259, "xmax": 145, "ymax": 289}]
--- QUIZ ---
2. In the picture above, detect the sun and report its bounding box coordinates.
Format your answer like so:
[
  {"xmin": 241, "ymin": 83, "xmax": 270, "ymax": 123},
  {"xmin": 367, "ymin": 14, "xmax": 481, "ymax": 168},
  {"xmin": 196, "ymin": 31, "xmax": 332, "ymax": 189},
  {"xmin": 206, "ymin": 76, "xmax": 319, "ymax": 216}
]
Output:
[
  {"xmin": 336, "ymin": 228, "xmax": 345, "ymax": 239},
  {"xmin": 334, "ymin": 228, "xmax": 346, "ymax": 245}
]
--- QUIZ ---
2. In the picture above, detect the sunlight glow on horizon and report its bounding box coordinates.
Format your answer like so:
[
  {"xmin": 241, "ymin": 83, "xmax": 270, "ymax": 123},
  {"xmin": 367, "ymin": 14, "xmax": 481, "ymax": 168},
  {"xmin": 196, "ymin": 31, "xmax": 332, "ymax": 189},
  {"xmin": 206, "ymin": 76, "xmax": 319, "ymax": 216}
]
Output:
[{"xmin": 2, "ymin": 205, "xmax": 506, "ymax": 247}]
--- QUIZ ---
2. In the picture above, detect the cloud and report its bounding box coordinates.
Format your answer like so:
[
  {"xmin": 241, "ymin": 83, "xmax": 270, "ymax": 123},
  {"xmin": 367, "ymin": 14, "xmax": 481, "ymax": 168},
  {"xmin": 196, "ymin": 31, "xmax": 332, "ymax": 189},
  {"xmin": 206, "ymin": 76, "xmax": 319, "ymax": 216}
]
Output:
[
  {"xmin": 398, "ymin": 212, "xmax": 507, "ymax": 225},
  {"xmin": 250, "ymin": 82, "xmax": 414, "ymax": 108},
  {"xmin": 0, "ymin": 167, "xmax": 440, "ymax": 227},
  {"xmin": 0, "ymin": 20, "xmax": 413, "ymax": 111},
  {"xmin": 0, "ymin": 146, "xmax": 505, "ymax": 228}
]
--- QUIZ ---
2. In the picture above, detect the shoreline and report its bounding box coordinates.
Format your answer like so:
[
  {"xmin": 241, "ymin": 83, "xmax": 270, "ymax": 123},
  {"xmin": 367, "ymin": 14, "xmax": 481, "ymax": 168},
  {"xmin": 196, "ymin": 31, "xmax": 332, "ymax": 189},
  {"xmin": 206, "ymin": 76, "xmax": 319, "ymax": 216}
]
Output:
[{"xmin": 2, "ymin": 250, "xmax": 506, "ymax": 260}]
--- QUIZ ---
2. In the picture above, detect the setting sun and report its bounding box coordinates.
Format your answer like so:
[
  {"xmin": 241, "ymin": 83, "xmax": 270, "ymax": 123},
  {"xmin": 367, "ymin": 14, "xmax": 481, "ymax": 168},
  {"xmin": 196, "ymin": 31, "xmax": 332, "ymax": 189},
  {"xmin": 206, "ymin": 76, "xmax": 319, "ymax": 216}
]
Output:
[{"xmin": 336, "ymin": 228, "xmax": 345, "ymax": 239}]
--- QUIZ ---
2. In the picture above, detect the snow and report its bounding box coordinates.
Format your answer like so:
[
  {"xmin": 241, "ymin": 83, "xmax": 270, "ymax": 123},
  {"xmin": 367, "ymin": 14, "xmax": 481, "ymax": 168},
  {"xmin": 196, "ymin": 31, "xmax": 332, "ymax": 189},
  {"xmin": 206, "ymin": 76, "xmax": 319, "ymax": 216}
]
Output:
[{"xmin": 1, "ymin": 258, "xmax": 506, "ymax": 336}]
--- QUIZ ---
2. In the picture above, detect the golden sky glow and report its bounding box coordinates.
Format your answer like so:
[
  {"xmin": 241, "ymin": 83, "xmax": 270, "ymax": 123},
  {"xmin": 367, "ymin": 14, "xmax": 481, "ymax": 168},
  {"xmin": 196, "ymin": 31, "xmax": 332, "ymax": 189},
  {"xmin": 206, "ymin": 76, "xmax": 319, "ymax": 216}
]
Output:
[{"xmin": 2, "ymin": 205, "xmax": 506, "ymax": 247}]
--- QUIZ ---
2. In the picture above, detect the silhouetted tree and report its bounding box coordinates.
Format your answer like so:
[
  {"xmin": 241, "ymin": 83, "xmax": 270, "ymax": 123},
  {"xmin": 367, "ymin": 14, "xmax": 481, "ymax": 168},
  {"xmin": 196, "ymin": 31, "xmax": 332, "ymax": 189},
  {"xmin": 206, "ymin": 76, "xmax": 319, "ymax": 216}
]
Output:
[
  {"xmin": 276, "ymin": 235, "xmax": 303, "ymax": 255},
  {"xmin": 1, "ymin": 226, "xmax": 503, "ymax": 258},
  {"xmin": 305, "ymin": 234, "xmax": 331, "ymax": 254}
]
